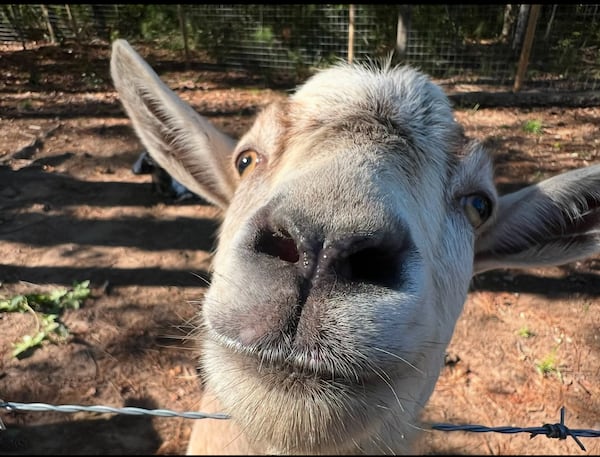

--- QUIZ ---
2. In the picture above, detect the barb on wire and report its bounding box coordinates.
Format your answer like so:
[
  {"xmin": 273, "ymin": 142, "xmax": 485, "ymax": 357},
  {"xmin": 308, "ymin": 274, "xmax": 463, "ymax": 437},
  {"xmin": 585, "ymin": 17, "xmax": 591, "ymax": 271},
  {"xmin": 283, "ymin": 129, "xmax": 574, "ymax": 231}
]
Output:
[
  {"xmin": 0, "ymin": 400, "xmax": 230, "ymax": 422},
  {"xmin": 431, "ymin": 407, "xmax": 600, "ymax": 452}
]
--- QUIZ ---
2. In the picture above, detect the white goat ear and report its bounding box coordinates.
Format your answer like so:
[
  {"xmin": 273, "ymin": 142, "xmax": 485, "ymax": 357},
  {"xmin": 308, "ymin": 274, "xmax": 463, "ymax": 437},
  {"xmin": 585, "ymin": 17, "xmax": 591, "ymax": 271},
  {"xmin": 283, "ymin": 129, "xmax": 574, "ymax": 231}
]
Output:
[
  {"xmin": 474, "ymin": 164, "xmax": 600, "ymax": 274},
  {"xmin": 110, "ymin": 39, "xmax": 237, "ymax": 208}
]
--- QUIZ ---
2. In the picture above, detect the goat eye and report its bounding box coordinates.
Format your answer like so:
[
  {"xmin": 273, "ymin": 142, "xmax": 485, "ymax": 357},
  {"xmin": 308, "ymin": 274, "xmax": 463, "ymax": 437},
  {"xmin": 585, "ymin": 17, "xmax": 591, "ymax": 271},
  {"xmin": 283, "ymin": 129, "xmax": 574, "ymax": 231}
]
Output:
[
  {"xmin": 235, "ymin": 150, "xmax": 260, "ymax": 177},
  {"xmin": 461, "ymin": 194, "xmax": 492, "ymax": 228}
]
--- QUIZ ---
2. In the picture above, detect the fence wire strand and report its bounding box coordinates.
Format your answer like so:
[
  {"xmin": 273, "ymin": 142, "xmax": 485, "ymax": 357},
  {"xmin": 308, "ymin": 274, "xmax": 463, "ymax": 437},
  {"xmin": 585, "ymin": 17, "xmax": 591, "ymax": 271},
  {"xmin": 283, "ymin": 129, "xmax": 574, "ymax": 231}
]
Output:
[
  {"xmin": 430, "ymin": 407, "xmax": 599, "ymax": 452},
  {"xmin": 0, "ymin": 400, "xmax": 230, "ymax": 424},
  {"xmin": 1, "ymin": 401, "xmax": 598, "ymax": 452}
]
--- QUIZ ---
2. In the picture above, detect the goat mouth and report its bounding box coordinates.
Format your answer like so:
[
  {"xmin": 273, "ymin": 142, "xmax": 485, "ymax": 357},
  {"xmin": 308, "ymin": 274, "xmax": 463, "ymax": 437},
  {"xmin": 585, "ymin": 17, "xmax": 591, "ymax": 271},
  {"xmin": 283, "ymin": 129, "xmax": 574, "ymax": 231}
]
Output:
[
  {"xmin": 204, "ymin": 334, "xmax": 423, "ymax": 452},
  {"xmin": 214, "ymin": 335, "xmax": 380, "ymax": 386},
  {"xmin": 261, "ymin": 354, "xmax": 357, "ymax": 383}
]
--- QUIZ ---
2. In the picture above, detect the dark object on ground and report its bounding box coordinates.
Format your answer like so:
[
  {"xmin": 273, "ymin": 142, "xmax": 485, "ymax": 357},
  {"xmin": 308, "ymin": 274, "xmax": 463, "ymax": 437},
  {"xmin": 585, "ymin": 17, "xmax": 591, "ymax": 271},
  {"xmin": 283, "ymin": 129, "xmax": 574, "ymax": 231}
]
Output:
[{"xmin": 132, "ymin": 151, "xmax": 196, "ymax": 201}]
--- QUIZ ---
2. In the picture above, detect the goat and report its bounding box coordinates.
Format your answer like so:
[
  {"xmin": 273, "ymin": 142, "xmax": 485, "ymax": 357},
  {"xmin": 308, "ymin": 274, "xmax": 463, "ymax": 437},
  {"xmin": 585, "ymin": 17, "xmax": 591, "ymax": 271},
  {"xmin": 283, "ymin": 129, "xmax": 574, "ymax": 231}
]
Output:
[{"xmin": 110, "ymin": 39, "xmax": 600, "ymax": 455}]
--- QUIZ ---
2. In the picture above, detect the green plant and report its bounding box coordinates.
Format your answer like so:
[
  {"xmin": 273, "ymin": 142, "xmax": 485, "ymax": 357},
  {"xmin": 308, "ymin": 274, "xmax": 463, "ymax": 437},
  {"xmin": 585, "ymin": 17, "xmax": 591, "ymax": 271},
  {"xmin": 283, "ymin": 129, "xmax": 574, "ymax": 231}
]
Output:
[
  {"xmin": 517, "ymin": 326, "xmax": 535, "ymax": 338},
  {"xmin": 18, "ymin": 99, "xmax": 33, "ymax": 110},
  {"xmin": 522, "ymin": 119, "xmax": 543, "ymax": 135},
  {"xmin": 535, "ymin": 348, "xmax": 562, "ymax": 381},
  {"xmin": 253, "ymin": 25, "xmax": 274, "ymax": 43},
  {"xmin": 0, "ymin": 280, "xmax": 90, "ymax": 358},
  {"xmin": 582, "ymin": 300, "xmax": 591, "ymax": 313}
]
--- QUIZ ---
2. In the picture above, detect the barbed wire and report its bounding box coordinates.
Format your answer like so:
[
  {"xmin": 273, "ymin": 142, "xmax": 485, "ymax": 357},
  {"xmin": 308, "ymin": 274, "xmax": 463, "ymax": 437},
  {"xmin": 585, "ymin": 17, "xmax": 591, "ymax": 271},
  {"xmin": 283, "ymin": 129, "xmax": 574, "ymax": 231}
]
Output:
[
  {"xmin": 430, "ymin": 407, "xmax": 600, "ymax": 451},
  {"xmin": 0, "ymin": 400, "xmax": 229, "ymax": 432},
  {"xmin": 1, "ymin": 401, "xmax": 599, "ymax": 452}
]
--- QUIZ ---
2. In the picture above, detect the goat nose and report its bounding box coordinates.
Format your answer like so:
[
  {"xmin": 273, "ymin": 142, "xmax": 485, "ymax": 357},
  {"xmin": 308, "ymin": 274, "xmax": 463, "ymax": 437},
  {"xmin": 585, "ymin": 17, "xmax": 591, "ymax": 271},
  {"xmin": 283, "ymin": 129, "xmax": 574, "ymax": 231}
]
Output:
[
  {"xmin": 255, "ymin": 228, "xmax": 301, "ymax": 264},
  {"xmin": 315, "ymin": 235, "xmax": 404, "ymax": 289},
  {"xmin": 253, "ymin": 228, "xmax": 317, "ymax": 280},
  {"xmin": 254, "ymin": 225, "xmax": 405, "ymax": 291}
]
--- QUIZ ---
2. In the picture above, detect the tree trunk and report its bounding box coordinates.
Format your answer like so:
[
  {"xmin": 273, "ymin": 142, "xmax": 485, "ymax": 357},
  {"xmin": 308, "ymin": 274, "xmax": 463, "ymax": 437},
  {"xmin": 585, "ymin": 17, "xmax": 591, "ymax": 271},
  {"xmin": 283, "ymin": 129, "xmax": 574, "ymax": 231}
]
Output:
[
  {"xmin": 544, "ymin": 5, "xmax": 557, "ymax": 41},
  {"xmin": 512, "ymin": 4, "xmax": 530, "ymax": 51},
  {"xmin": 178, "ymin": 4, "xmax": 190, "ymax": 69},
  {"xmin": 348, "ymin": 4, "xmax": 355, "ymax": 64},
  {"xmin": 396, "ymin": 5, "xmax": 411, "ymax": 56},
  {"xmin": 513, "ymin": 4, "xmax": 541, "ymax": 92},
  {"xmin": 65, "ymin": 4, "xmax": 81, "ymax": 40},
  {"xmin": 501, "ymin": 4, "xmax": 514, "ymax": 42},
  {"xmin": 40, "ymin": 4, "xmax": 56, "ymax": 44}
]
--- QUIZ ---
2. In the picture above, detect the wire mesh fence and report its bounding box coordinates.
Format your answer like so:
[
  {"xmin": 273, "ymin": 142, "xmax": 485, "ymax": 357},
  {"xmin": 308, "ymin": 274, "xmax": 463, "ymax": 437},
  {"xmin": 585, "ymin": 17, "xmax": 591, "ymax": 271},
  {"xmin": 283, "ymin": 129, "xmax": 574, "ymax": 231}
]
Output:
[{"xmin": 1, "ymin": 4, "xmax": 599, "ymax": 90}]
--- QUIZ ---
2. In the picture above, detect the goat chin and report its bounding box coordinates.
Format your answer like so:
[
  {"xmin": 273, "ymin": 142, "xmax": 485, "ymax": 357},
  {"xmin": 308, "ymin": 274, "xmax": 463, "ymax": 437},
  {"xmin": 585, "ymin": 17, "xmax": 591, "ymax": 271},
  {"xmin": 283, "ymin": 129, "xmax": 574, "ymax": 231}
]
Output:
[
  {"xmin": 110, "ymin": 38, "xmax": 600, "ymax": 455},
  {"xmin": 186, "ymin": 390, "xmax": 253, "ymax": 455},
  {"xmin": 186, "ymin": 386, "xmax": 424, "ymax": 455}
]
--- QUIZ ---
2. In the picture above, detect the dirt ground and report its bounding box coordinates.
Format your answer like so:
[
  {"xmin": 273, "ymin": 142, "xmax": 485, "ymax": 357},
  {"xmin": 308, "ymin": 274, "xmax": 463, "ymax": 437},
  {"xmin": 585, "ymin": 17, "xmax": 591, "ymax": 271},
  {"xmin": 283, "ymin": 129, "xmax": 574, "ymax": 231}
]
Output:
[{"xmin": 0, "ymin": 40, "xmax": 599, "ymax": 455}]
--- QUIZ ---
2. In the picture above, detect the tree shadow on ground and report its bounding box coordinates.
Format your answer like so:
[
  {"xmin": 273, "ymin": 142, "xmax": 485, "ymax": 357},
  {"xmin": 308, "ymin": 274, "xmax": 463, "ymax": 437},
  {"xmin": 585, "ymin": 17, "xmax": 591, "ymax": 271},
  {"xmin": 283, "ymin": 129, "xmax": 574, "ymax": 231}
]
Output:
[{"xmin": 472, "ymin": 266, "xmax": 600, "ymax": 298}]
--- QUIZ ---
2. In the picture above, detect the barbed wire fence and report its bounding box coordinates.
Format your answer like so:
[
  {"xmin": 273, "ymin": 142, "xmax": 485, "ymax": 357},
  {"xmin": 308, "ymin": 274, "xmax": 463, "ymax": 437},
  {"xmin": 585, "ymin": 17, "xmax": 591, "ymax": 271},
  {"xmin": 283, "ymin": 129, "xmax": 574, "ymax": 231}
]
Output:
[
  {"xmin": 1, "ymin": 401, "xmax": 599, "ymax": 452},
  {"xmin": 1, "ymin": 4, "xmax": 599, "ymax": 90}
]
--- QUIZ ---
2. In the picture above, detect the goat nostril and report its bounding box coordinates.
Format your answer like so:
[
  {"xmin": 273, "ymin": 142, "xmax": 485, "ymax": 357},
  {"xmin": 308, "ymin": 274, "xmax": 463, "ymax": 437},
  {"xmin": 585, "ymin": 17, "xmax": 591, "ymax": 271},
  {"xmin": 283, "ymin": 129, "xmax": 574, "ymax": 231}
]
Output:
[
  {"xmin": 256, "ymin": 229, "xmax": 300, "ymax": 263},
  {"xmin": 344, "ymin": 246, "xmax": 400, "ymax": 288}
]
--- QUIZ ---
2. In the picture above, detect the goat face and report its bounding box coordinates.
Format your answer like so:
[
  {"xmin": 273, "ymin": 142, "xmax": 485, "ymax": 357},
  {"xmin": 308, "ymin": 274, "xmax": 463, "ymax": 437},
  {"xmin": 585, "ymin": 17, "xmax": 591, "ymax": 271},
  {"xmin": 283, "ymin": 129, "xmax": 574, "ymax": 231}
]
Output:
[
  {"xmin": 201, "ymin": 68, "xmax": 487, "ymax": 454},
  {"xmin": 110, "ymin": 40, "xmax": 600, "ymax": 454}
]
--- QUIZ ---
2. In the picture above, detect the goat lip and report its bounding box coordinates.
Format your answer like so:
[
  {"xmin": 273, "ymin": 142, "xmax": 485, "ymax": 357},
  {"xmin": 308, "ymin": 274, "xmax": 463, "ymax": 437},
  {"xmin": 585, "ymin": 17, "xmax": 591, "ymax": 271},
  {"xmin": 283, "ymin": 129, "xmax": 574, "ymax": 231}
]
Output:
[
  {"xmin": 268, "ymin": 356, "xmax": 334, "ymax": 377},
  {"xmin": 209, "ymin": 331, "xmax": 374, "ymax": 383},
  {"xmin": 257, "ymin": 359, "xmax": 364, "ymax": 385},
  {"xmin": 249, "ymin": 349, "xmax": 371, "ymax": 384}
]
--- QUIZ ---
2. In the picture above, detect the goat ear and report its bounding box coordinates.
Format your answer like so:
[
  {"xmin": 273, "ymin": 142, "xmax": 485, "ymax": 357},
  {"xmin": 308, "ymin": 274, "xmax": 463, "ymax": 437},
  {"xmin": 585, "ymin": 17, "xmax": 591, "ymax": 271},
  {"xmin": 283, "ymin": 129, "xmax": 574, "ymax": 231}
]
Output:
[
  {"xmin": 110, "ymin": 39, "xmax": 237, "ymax": 209},
  {"xmin": 474, "ymin": 165, "xmax": 600, "ymax": 274}
]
